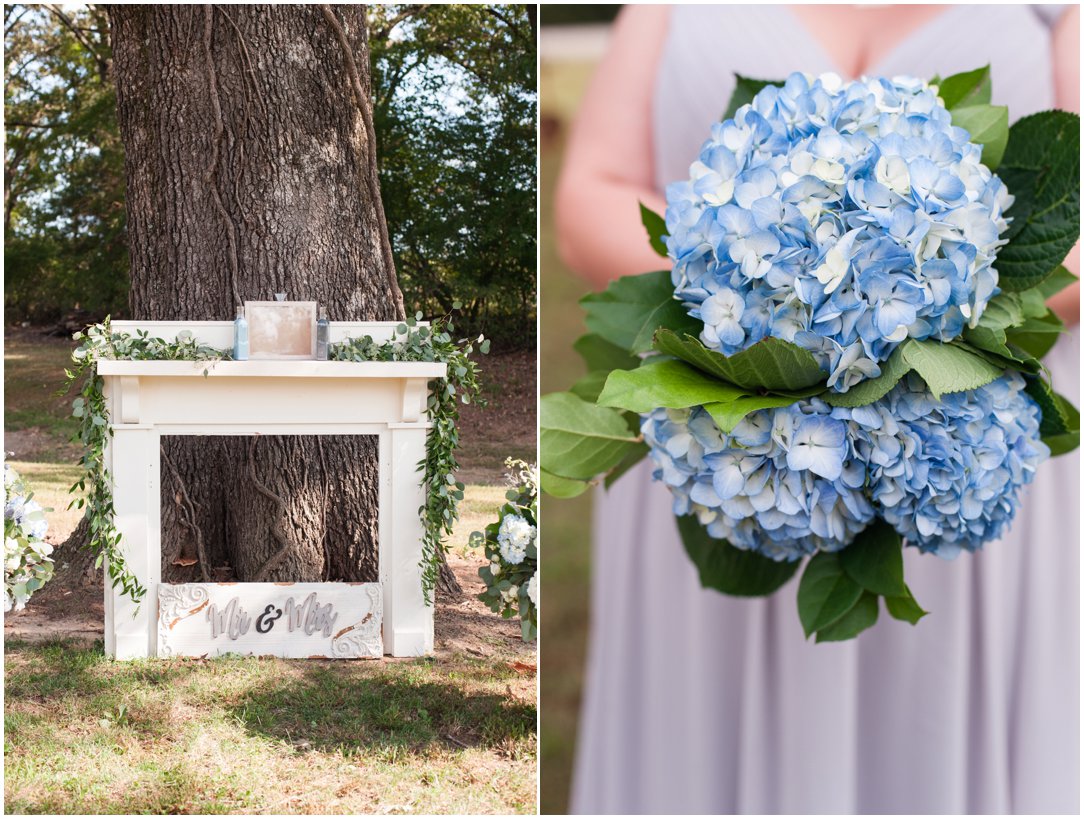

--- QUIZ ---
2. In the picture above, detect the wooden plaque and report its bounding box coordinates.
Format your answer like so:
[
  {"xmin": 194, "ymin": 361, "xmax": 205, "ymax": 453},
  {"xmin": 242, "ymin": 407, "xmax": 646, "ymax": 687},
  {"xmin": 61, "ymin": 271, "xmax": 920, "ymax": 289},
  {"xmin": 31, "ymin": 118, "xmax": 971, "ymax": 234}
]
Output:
[
  {"xmin": 245, "ymin": 300, "xmax": 317, "ymax": 359},
  {"xmin": 157, "ymin": 582, "xmax": 382, "ymax": 658}
]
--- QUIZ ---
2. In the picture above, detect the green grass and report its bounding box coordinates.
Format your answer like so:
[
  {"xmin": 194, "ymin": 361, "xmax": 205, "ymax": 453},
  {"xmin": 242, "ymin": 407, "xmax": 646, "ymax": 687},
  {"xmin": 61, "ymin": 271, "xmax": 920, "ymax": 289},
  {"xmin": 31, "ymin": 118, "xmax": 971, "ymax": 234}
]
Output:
[
  {"xmin": 4, "ymin": 639, "xmax": 536, "ymax": 814},
  {"xmin": 3, "ymin": 334, "xmax": 81, "ymax": 457}
]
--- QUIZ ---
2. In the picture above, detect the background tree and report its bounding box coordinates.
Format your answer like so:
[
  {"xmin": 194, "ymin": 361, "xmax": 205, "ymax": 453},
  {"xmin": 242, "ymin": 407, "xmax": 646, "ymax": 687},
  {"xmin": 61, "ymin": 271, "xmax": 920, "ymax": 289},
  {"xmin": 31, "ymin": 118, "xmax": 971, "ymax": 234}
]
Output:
[
  {"xmin": 4, "ymin": 4, "xmax": 538, "ymax": 351},
  {"xmin": 4, "ymin": 4, "xmax": 127, "ymax": 324},
  {"xmin": 370, "ymin": 4, "xmax": 537, "ymax": 349}
]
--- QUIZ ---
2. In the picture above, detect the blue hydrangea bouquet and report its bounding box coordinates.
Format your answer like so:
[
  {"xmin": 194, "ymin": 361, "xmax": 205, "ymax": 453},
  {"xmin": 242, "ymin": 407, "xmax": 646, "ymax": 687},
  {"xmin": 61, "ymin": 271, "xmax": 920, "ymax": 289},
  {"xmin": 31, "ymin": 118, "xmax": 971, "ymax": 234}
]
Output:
[{"xmin": 541, "ymin": 68, "xmax": 1080, "ymax": 642}]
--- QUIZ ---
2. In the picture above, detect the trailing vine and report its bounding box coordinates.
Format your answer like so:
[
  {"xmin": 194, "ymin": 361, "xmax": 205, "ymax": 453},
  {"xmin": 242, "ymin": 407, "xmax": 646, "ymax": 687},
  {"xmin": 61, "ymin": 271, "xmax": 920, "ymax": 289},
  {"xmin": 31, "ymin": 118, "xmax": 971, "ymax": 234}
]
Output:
[
  {"xmin": 63, "ymin": 320, "xmax": 231, "ymax": 603},
  {"xmin": 332, "ymin": 308, "xmax": 489, "ymax": 603},
  {"xmin": 64, "ymin": 312, "xmax": 486, "ymax": 606}
]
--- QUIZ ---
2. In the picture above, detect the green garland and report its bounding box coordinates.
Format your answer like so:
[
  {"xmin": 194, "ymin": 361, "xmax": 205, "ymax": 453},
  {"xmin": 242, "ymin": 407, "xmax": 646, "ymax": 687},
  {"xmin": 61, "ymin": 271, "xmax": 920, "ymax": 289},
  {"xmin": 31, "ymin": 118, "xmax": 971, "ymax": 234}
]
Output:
[
  {"xmin": 332, "ymin": 309, "xmax": 488, "ymax": 603},
  {"xmin": 64, "ymin": 312, "xmax": 487, "ymax": 606},
  {"xmin": 64, "ymin": 321, "xmax": 231, "ymax": 603}
]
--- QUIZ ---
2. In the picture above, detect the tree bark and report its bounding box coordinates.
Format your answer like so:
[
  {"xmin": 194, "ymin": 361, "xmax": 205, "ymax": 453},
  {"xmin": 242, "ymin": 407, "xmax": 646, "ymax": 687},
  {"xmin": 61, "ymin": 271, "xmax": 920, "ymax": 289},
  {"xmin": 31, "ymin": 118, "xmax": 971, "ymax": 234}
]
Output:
[{"xmin": 105, "ymin": 4, "xmax": 458, "ymax": 592}]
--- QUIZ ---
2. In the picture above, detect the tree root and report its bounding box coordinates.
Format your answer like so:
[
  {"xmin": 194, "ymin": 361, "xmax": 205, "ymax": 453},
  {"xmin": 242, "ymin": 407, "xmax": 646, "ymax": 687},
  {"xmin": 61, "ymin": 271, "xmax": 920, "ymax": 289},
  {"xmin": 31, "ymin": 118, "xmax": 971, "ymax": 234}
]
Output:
[{"xmin": 247, "ymin": 436, "xmax": 300, "ymax": 581}]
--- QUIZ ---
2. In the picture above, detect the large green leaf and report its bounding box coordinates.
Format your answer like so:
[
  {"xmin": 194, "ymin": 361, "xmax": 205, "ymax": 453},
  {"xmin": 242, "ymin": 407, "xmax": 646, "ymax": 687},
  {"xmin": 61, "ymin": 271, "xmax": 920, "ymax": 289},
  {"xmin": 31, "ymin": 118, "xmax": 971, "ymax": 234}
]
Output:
[
  {"xmin": 815, "ymin": 592, "xmax": 880, "ymax": 643},
  {"xmin": 603, "ymin": 441, "xmax": 649, "ymax": 488},
  {"xmin": 935, "ymin": 65, "xmax": 991, "ymax": 110},
  {"xmin": 838, "ymin": 520, "xmax": 907, "ymax": 598},
  {"xmin": 823, "ymin": 345, "xmax": 912, "ymax": 408},
  {"xmin": 540, "ymin": 469, "xmax": 590, "ymax": 499},
  {"xmin": 797, "ymin": 552, "xmax": 864, "ymax": 638},
  {"xmin": 653, "ymin": 330, "xmax": 826, "ymax": 392},
  {"xmin": 722, "ymin": 74, "xmax": 783, "ymax": 121},
  {"xmin": 703, "ymin": 394, "xmax": 801, "ymax": 434},
  {"xmin": 580, "ymin": 270, "xmax": 703, "ymax": 354},
  {"xmin": 540, "ymin": 391, "xmax": 642, "ymax": 481},
  {"xmin": 951, "ymin": 104, "xmax": 1009, "ymax": 169},
  {"xmin": 885, "ymin": 585, "xmax": 929, "ymax": 625},
  {"xmin": 573, "ymin": 333, "xmax": 641, "ymax": 374},
  {"xmin": 963, "ymin": 325, "xmax": 1017, "ymax": 362},
  {"xmin": 569, "ymin": 370, "xmax": 611, "ymax": 403},
  {"xmin": 1035, "ymin": 265, "xmax": 1078, "ymax": 300},
  {"xmin": 597, "ymin": 359, "xmax": 745, "ymax": 413},
  {"xmin": 1043, "ymin": 396, "xmax": 1080, "ymax": 457},
  {"xmin": 639, "ymin": 202, "xmax": 668, "ymax": 257},
  {"xmin": 899, "ymin": 340, "xmax": 1002, "ymax": 400},
  {"xmin": 1024, "ymin": 376, "xmax": 1080, "ymax": 455},
  {"xmin": 1005, "ymin": 312, "xmax": 1064, "ymax": 361},
  {"xmin": 996, "ymin": 111, "xmax": 1081, "ymax": 292},
  {"xmin": 677, "ymin": 514, "xmax": 801, "ymax": 597},
  {"xmin": 825, "ymin": 339, "xmax": 1001, "ymax": 406}
]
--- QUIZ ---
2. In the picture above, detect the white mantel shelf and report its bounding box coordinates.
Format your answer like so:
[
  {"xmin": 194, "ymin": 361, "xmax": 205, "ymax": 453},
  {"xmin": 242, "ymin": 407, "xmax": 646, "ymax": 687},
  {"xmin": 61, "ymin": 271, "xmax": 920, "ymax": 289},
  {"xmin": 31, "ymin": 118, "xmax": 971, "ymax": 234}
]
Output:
[
  {"xmin": 100, "ymin": 320, "xmax": 444, "ymax": 661},
  {"xmin": 96, "ymin": 360, "xmax": 447, "ymax": 378}
]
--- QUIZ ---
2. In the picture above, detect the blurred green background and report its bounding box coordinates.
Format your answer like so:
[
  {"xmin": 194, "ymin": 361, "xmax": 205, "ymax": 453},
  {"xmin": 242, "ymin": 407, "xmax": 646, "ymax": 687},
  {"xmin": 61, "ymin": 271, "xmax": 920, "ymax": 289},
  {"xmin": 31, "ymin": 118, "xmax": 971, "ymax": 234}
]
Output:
[{"xmin": 538, "ymin": 6, "xmax": 619, "ymax": 813}]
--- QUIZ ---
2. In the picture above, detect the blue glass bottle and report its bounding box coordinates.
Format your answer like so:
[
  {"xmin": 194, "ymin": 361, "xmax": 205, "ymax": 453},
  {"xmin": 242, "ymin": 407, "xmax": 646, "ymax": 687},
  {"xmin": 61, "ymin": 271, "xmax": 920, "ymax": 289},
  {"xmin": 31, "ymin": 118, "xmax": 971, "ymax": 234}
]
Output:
[
  {"xmin": 233, "ymin": 306, "xmax": 249, "ymax": 361},
  {"xmin": 316, "ymin": 310, "xmax": 330, "ymax": 360}
]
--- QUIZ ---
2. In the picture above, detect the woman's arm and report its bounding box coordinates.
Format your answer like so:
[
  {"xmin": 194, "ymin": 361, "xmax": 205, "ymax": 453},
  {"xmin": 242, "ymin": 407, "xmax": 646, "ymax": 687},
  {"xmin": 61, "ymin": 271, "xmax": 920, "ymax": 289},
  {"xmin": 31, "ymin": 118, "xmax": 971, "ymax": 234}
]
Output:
[
  {"xmin": 1047, "ymin": 4, "xmax": 1079, "ymax": 325},
  {"xmin": 554, "ymin": 5, "xmax": 672, "ymax": 289}
]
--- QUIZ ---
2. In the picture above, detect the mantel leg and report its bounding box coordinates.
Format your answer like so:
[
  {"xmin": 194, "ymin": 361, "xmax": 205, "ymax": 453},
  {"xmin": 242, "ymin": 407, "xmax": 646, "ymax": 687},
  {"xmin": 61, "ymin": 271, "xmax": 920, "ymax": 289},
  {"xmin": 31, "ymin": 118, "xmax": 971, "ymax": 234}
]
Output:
[
  {"xmin": 105, "ymin": 426, "xmax": 160, "ymax": 659},
  {"xmin": 384, "ymin": 424, "xmax": 434, "ymax": 656}
]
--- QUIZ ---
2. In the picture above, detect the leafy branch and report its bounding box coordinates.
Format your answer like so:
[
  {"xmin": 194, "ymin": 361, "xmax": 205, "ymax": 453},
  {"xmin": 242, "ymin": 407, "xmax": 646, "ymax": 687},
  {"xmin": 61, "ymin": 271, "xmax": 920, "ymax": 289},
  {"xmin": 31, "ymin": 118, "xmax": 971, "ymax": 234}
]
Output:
[{"xmin": 332, "ymin": 307, "xmax": 489, "ymax": 603}]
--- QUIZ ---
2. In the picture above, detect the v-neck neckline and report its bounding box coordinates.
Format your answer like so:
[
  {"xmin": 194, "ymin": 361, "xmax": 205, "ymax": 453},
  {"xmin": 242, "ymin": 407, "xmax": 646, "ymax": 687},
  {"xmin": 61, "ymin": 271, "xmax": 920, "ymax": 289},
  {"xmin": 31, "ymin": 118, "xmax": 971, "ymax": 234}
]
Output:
[{"xmin": 782, "ymin": 4, "xmax": 963, "ymax": 81}]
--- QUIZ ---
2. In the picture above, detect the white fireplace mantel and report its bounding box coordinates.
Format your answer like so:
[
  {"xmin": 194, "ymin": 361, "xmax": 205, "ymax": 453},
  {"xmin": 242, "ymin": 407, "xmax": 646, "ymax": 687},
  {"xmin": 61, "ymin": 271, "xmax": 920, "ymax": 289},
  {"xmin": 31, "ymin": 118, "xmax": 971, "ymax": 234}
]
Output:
[{"xmin": 101, "ymin": 320, "xmax": 445, "ymax": 660}]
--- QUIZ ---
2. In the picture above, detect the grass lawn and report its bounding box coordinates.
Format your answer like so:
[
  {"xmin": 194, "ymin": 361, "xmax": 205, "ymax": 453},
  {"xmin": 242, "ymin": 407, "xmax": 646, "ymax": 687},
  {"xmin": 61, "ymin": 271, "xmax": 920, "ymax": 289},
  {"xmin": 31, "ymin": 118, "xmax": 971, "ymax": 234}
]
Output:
[
  {"xmin": 4, "ymin": 640, "xmax": 535, "ymax": 814},
  {"xmin": 4, "ymin": 327, "xmax": 538, "ymax": 814}
]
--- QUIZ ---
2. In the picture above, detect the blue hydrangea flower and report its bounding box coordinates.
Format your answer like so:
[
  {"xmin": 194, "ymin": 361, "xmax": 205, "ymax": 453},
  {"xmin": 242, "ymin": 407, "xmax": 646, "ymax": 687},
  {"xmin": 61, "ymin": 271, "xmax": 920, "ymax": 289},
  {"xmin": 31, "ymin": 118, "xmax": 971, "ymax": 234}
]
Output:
[
  {"xmin": 643, "ymin": 375, "xmax": 1048, "ymax": 560},
  {"xmin": 642, "ymin": 401, "xmax": 876, "ymax": 561},
  {"xmin": 835, "ymin": 372, "xmax": 1048, "ymax": 558},
  {"xmin": 665, "ymin": 72, "xmax": 1013, "ymax": 392}
]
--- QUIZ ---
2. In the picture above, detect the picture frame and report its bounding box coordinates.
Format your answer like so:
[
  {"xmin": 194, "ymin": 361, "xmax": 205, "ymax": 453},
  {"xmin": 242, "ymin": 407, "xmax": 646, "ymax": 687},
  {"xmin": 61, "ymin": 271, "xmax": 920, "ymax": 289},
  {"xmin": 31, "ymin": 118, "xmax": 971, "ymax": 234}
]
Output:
[{"xmin": 244, "ymin": 300, "xmax": 317, "ymax": 359}]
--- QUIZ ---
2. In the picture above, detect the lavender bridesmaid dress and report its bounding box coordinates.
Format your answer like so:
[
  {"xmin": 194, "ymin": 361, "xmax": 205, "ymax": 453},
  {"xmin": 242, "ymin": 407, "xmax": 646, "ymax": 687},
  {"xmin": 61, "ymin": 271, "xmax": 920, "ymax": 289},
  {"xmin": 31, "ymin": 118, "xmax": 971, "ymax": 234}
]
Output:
[{"xmin": 571, "ymin": 5, "xmax": 1079, "ymax": 814}]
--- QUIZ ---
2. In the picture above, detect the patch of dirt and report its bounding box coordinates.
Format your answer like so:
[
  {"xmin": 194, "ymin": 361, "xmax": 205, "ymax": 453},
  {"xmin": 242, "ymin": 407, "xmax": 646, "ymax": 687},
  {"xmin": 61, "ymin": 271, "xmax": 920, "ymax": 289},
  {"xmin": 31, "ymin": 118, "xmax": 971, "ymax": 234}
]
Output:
[
  {"xmin": 5, "ymin": 552, "xmax": 536, "ymax": 667},
  {"xmin": 435, "ymin": 553, "xmax": 534, "ymax": 663},
  {"xmin": 3, "ymin": 585, "xmax": 103, "ymax": 644},
  {"xmin": 4, "ymin": 427, "xmax": 82, "ymax": 464},
  {"xmin": 456, "ymin": 349, "xmax": 536, "ymax": 485}
]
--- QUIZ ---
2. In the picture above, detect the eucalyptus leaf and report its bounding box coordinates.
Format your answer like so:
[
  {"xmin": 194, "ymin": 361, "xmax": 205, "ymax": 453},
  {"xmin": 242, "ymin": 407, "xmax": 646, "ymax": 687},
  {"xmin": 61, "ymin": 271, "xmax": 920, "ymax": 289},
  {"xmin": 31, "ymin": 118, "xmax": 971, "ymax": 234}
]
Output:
[
  {"xmin": 815, "ymin": 592, "xmax": 879, "ymax": 642},
  {"xmin": 581, "ymin": 270, "xmax": 703, "ymax": 354},
  {"xmin": 797, "ymin": 552, "xmax": 864, "ymax": 638},
  {"xmin": 653, "ymin": 329, "xmax": 826, "ymax": 392},
  {"xmin": 677, "ymin": 514, "xmax": 801, "ymax": 597}
]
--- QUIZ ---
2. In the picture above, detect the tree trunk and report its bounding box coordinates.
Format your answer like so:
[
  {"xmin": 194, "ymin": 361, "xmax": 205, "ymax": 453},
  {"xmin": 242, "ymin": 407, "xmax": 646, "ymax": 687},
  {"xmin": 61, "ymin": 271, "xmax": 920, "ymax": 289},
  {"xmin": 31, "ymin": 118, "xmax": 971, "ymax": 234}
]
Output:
[{"xmin": 106, "ymin": 4, "xmax": 459, "ymax": 593}]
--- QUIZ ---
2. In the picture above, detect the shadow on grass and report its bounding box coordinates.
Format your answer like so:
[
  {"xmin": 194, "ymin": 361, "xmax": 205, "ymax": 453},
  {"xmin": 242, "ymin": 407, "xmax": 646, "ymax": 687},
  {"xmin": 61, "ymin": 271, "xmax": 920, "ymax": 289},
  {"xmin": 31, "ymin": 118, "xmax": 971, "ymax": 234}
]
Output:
[
  {"xmin": 227, "ymin": 661, "xmax": 536, "ymax": 757},
  {"xmin": 4, "ymin": 637, "xmax": 536, "ymax": 757}
]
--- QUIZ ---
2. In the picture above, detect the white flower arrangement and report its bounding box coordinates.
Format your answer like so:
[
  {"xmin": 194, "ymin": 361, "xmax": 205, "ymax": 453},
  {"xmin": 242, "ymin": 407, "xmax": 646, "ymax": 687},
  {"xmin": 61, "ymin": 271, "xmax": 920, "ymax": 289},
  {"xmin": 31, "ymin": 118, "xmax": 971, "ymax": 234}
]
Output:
[
  {"xmin": 4, "ymin": 463, "xmax": 55, "ymax": 612},
  {"xmin": 473, "ymin": 458, "xmax": 538, "ymax": 641}
]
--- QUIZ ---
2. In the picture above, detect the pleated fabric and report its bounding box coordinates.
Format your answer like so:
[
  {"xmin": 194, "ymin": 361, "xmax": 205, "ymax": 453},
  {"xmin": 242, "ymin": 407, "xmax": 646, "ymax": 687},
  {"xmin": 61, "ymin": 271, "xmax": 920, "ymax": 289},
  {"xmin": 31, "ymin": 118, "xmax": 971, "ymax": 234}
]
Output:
[{"xmin": 571, "ymin": 5, "xmax": 1079, "ymax": 813}]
